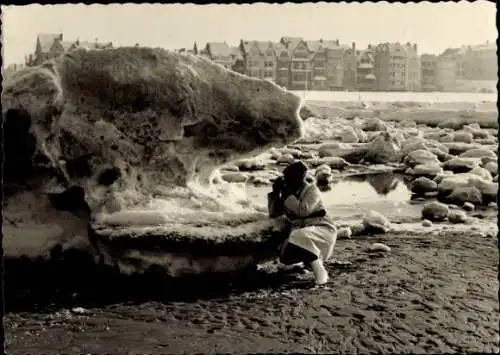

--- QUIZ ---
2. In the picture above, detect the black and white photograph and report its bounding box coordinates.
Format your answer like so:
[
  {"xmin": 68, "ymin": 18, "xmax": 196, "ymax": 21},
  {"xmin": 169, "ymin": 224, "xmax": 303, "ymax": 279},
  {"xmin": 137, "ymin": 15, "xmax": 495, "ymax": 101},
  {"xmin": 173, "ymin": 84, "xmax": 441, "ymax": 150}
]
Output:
[{"xmin": 1, "ymin": 1, "xmax": 498, "ymax": 353}]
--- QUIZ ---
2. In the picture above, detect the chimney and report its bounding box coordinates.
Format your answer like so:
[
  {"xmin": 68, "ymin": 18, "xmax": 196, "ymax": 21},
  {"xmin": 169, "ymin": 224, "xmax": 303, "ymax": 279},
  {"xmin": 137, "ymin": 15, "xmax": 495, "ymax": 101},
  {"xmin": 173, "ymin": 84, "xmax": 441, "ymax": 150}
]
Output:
[
  {"xmin": 368, "ymin": 44, "xmax": 372, "ymax": 49},
  {"xmin": 336, "ymin": 39, "xmax": 339, "ymax": 45},
  {"xmin": 413, "ymin": 44, "xmax": 417, "ymax": 52},
  {"xmin": 59, "ymin": 33, "xmax": 63, "ymax": 40},
  {"xmin": 352, "ymin": 42, "xmax": 356, "ymax": 51}
]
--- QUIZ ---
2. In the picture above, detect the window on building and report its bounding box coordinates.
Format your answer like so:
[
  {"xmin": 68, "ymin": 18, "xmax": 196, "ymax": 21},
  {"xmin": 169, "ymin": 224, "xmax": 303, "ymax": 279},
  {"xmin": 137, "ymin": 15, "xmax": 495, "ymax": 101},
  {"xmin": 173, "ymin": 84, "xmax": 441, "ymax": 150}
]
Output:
[
  {"xmin": 314, "ymin": 60, "xmax": 325, "ymax": 68},
  {"xmin": 293, "ymin": 73, "xmax": 306, "ymax": 81}
]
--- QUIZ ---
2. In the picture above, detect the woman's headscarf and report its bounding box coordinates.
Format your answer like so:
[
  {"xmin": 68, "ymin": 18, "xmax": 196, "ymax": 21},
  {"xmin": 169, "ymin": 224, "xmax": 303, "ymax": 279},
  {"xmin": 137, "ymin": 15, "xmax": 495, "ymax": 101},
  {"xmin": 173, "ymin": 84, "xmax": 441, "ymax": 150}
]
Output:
[{"xmin": 283, "ymin": 161, "xmax": 308, "ymax": 185}]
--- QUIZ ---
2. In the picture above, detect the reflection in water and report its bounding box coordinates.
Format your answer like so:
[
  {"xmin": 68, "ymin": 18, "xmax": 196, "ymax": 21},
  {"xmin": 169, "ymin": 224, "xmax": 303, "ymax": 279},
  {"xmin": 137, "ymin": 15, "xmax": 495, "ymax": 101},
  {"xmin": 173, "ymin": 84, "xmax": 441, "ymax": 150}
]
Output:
[
  {"xmin": 365, "ymin": 173, "xmax": 399, "ymax": 195},
  {"xmin": 319, "ymin": 173, "xmax": 411, "ymax": 207}
]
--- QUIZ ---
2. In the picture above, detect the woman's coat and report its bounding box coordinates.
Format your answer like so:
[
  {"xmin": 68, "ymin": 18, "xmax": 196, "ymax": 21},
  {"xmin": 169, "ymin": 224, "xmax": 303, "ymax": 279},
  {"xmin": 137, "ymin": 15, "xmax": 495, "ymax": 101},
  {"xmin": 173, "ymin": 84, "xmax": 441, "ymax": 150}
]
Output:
[{"xmin": 268, "ymin": 181, "xmax": 337, "ymax": 260}]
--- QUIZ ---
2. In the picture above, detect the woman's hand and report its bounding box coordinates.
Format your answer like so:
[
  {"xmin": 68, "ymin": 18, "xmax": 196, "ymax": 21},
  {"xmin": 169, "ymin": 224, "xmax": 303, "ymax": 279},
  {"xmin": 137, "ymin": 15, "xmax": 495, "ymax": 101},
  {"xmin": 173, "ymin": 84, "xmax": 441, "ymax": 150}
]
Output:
[
  {"xmin": 282, "ymin": 177, "xmax": 303, "ymax": 198},
  {"xmin": 281, "ymin": 183, "xmax": 295, "ymax": 199}
]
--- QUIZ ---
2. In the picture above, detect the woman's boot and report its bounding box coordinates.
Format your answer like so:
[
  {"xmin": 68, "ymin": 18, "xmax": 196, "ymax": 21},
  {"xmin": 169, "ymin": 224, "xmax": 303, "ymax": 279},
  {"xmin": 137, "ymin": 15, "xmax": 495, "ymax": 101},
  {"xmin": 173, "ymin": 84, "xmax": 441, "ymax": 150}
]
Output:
[{"xmin": 310, "ymin": 259, "xmax": 329, "ymax": 285}]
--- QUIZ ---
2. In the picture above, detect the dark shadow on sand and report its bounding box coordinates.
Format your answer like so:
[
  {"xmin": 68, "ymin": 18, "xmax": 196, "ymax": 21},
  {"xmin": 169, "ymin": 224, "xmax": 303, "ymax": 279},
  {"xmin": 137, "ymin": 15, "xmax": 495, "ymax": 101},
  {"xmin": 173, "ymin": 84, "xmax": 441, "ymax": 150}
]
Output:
[{"xmin": 4, "ymin": 251, "xmax": 363, "ymax": 314}]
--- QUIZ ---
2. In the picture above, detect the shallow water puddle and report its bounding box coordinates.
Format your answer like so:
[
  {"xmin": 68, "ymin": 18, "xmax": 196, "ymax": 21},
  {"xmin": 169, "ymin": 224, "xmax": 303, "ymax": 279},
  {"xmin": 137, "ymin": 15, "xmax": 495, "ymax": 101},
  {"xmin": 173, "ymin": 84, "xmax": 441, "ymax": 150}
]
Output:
[
  {"xmin": 321, "ymin": 173, "xmax": 410, "ymax": 206},
  {"xmin": 247, "ymin": 173, "xmax": 418, "ymax": 220}
]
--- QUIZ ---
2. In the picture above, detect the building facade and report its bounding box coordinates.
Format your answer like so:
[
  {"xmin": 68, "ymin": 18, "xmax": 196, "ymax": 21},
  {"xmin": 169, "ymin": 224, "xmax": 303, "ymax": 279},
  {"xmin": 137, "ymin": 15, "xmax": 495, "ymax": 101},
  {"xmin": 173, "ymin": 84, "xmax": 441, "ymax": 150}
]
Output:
[
  {"xmin": 307, "ymin": 39, "xmax": 347, "ymax": 91},
  {"xmin": 420, "ymin": 54, "xmax": 438, "ymax": 91},
  {"xmin": 405, "ymin": 43, "xmax": 421, "ymax": 92},
  {"xmin": 324, "ymin": 42, "xmax": 345, "ymax": 90},
  {"xmin": 342, "ymin": 43, "xmax": 358, "ymax": 91},
  {"xmin": 27, "ymin": 33, "xmax": 113, "ymax": 66},
  {"xmin": 454, "ymin": 49, "xmax": 466, "ymax": 80},
  {"xmin": 49, "ymin": 37, "xmax": 76, "ymax": 58},
  {"xmin": 240, "ymin": 40, "xmax": 261, "ymax": 77},
  {"xmin": 440, "ymin": 47, "xmax": 467, "ymax": 80},
  {"xmin": 435, "ymin": 54, "xmax": 457, "ymax": 91},
  {"xmin": 374, "ymin": 42, "xmax": 411, "ymax": 91},
  {"xmin": 463, "ymin": 43, "xmax": 497, "ymax": 80},
  {"xmin": 239, "ymin": 40, "xmax": 276, "ymax": 80},
  {"xmin": 31, "ymin": 33, "xmax": 64, "ymax": 65},
  {"xmin": 184, "ymin": 37, "xmax": 495, "ymax": 92},
  {"xmin": 274, "ymin": 43, "xmax": 291, "ymax": 89},
  {"xmin": 307, "ymin": 41, "xmax": 328, "ymax": 90},
  {"xmin": 356, "ymin": 47, "xmax": 376, "ymax": 91},
  {"xmin": 257, "ymin": 41, "xmax": 277, "ymax": 81},
  {"xmin": 282, "ymin": 38, "xmax": 312, "ymax": 90}
]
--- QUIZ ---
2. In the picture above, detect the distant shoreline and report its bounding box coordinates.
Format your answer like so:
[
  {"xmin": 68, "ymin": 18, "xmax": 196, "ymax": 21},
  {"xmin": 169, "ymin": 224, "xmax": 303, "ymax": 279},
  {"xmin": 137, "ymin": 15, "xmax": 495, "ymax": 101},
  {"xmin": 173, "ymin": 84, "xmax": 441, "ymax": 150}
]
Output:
[{"xmin": 292, "ymin": 90, "xmax": 498, "ymax": 104}]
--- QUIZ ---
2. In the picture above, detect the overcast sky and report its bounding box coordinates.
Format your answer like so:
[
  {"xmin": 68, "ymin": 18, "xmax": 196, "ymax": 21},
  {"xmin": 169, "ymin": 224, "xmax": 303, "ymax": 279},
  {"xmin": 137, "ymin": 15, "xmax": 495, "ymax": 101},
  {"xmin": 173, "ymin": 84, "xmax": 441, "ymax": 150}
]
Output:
[{"xmin": 2, "ymin": 2, "xmax": 496, "ymax": 66}]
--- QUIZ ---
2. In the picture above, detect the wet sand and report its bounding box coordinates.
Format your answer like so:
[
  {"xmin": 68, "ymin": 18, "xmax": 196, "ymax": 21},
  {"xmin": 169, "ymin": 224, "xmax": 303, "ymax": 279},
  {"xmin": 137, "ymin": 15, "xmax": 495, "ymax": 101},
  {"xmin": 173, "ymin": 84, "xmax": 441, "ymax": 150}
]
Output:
[{"xmin": 5, "ymin": 221, "xmax": 498, "ymax": 353}]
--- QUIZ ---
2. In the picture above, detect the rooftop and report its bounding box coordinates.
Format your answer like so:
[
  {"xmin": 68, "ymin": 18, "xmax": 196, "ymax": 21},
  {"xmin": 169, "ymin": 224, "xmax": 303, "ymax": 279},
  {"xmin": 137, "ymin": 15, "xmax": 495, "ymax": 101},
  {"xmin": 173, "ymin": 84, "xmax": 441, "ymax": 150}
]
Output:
[
  {"xmin": 375, "ymin": 42, "xmax": 416, "ymax": 55},
  {"xmin": 75, "ymin": 41, "xmax": 113, "ymax": 50},
  {"xmin": 37, "ymin": 33, "xmax": 63, "ymax": 53},
  {"xmin": 280, "ymin": 37, "xmax": 303, "ymax": 51},
  {"xmin": 206, "ymin": 42, "xmax": 231, "ymax": 57},
  {"xmin": 273, "ymin": 42, "xmax": 290, "ymax": 56},
  {"xmin": 255, "ymin": 41, "xmax": 275, "ymax": 54},
  {"xmin": 229, "ymin": 46, "xmax": 243, "ymax": 60},
  {"xmin": 468, "ymin": 43, "xmax": 496, "ymax": 52}
]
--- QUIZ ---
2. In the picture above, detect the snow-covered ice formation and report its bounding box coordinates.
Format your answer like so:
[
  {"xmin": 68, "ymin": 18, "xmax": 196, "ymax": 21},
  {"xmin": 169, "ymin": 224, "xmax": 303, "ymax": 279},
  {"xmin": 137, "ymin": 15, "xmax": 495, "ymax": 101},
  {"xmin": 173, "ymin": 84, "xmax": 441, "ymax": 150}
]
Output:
[{"xmin": 2, "ymin": 47, "xmax": 305, "ymax": 275}]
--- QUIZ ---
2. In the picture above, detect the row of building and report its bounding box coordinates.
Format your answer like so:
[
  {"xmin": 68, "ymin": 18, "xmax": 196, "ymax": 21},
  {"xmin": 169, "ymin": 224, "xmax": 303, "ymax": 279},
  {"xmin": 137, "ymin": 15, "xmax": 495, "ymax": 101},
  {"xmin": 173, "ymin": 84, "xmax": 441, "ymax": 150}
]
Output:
[
  {"xmin": 182, "ymin": 39, "xmax": 419, "ymax": 92},
  {"xmin": 420, "ymin": 44, "xmax": 497, "ymax": 91},
  {"xmin": 7, "ymin": 33, "xmax": 496, "ymax": 93},
  {"xmin": 3, "ymin": 33, "xmax": 114, "ymax": 77},
  {"xmin": 184, "ymin": 38, "xmax": 496, "ymax": 92}
]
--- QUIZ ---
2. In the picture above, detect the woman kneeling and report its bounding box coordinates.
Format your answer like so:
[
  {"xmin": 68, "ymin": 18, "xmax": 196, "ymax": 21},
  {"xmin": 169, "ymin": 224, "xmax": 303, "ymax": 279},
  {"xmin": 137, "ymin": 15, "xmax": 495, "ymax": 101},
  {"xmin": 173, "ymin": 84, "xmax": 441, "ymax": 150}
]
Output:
[{"xmin": 268, "ymin": 161, "xmax": 337, "ymax": 285}]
